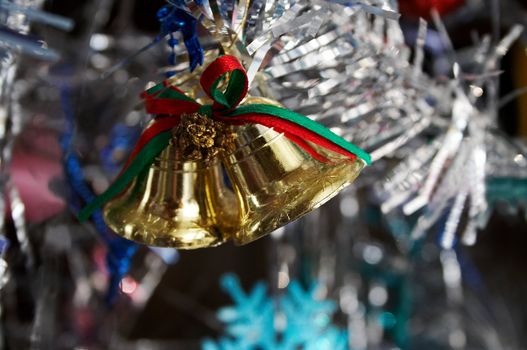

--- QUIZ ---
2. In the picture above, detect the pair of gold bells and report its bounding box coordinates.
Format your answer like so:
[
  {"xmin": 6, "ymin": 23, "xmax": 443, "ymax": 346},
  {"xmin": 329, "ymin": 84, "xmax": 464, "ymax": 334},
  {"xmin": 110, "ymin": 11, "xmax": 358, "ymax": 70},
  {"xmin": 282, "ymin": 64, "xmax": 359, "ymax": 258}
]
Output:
[{"xmin": 103, "ymin": 114, "xmax": 364, "ymax": 249}]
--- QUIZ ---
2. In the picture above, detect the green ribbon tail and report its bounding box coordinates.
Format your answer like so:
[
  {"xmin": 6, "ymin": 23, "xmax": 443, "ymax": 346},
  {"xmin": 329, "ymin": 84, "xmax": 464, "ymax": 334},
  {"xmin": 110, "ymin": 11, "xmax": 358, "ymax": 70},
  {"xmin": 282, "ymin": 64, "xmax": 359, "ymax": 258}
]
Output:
[
  {"xmin": 227, "ymin": 104, "xmax": 372, "ymax": 165},
  {"xmin": 77, "ymin": 131, "xmax": 172, "ymax": 222}
]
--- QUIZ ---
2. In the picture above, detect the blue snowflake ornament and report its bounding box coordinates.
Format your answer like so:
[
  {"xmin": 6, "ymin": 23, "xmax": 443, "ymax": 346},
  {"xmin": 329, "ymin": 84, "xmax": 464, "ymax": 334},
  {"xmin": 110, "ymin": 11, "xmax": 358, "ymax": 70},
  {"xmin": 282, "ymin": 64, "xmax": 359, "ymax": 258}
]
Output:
[
  {"xmin": 203, "ymin": 274, "xmax": 349, "ymax": 350},
  {"xmin": 279, "ymin": 281, "xmax": 347, "ymax": 350}
]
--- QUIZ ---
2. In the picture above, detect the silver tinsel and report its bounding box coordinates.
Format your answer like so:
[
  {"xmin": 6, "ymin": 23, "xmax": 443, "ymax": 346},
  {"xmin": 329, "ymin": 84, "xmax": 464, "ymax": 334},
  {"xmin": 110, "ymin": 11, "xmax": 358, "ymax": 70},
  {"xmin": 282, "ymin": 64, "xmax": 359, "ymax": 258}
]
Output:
[{"xmin": 1, "ymin": 0, "xmax": 527, "ymax": 349}]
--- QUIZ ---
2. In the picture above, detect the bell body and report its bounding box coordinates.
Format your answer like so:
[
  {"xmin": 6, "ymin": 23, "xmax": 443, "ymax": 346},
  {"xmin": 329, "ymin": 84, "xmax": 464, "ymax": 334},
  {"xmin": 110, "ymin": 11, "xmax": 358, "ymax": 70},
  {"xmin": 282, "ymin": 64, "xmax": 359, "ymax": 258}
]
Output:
[
  {"xmin": 103, "ymin": 142, "xmax": 238, "ymax": 249},
  {"xmin": 222, "ymin": 124, "xmax": 365, "ymax": 245}
]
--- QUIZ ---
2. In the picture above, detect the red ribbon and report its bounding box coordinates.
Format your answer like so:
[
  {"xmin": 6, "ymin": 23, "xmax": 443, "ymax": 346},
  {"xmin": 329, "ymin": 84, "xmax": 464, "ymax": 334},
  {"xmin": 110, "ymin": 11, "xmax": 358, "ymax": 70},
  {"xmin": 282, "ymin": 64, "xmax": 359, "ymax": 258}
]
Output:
[{"xmin": 131, "ymin": 55, "xmax": 364, "ymax": 168}]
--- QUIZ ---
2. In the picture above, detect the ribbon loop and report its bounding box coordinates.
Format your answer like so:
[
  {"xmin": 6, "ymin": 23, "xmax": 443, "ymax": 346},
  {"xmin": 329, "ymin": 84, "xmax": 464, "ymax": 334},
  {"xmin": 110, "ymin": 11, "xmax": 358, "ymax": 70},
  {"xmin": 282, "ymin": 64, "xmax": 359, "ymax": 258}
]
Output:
[{"xmin": 200, "ymin": 55, "xmax": 248, "ymax": 111}]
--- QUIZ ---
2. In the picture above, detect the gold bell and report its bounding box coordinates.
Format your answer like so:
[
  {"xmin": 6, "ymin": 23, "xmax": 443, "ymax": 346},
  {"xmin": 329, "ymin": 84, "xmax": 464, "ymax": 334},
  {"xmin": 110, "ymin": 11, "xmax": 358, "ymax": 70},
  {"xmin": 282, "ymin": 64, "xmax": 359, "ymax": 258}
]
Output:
[
  {"xmin": 103, "ymin": 117, "xmax": 238, "ymax": 249},
  {"xmin": 222, "ymin": 123, "xmax": 365, "ymax": 245}
]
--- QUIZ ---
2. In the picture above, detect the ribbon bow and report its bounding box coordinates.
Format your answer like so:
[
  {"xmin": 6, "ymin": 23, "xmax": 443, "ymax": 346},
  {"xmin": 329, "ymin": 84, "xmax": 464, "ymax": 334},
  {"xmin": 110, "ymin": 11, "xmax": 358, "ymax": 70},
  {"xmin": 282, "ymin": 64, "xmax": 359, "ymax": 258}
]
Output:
[{"xmin": 78, "ymin": 55, "xmax": 370, "ymax": 221}]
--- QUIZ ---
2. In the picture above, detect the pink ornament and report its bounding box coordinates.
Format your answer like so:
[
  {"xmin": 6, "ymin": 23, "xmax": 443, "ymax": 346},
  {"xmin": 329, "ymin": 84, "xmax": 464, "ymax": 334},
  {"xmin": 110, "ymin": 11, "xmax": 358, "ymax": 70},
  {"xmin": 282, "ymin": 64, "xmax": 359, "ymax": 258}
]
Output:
[
  {"xmin": 399, "ymin": 0, "xmax": 465, "ymax": 19},
  {"xmin": 10, "ymin": 127, "xmax": 65, "ymax": 223}
]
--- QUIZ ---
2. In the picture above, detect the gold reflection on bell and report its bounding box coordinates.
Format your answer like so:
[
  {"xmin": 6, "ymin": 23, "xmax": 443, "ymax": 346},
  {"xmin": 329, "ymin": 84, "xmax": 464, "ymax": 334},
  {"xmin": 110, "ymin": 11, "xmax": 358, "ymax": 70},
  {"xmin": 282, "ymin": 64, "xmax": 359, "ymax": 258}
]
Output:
[
  {"xmin": 103, "ymin": 141, "xmax": 238, "ymax": 249},
  {"xmin": 222, "ymin": 123, "xmax": 365, "ymax": 245}
]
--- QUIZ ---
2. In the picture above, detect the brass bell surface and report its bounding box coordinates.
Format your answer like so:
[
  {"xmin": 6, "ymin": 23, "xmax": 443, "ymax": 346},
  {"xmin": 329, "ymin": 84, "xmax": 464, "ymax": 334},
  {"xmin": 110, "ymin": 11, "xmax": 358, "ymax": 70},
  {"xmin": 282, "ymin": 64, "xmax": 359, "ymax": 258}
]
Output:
[
  {"xmin": 103, "ymin": 141, "xmax": 238, "ymax": 249},
  {"xmin": 222, "ymin": 123, "xmax": 365, "ymax": 245}
]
